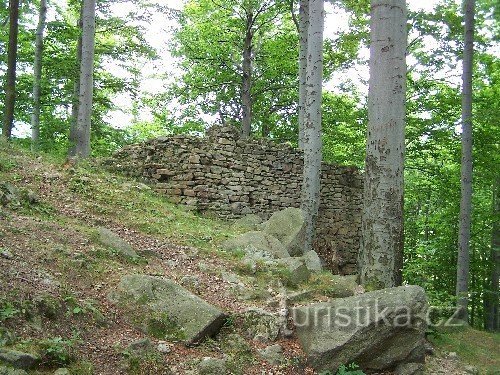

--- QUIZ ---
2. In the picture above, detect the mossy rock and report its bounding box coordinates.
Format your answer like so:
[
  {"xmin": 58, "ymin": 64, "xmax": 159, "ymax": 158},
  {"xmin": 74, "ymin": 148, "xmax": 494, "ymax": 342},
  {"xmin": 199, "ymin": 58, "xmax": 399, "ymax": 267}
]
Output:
[
  {"xmin": 108, "ymin": 274, "xmax": 227, "ymax": 345},
  {"xmin": 262, "ymin": 208, "xmax": 306, "ymax": 256}
]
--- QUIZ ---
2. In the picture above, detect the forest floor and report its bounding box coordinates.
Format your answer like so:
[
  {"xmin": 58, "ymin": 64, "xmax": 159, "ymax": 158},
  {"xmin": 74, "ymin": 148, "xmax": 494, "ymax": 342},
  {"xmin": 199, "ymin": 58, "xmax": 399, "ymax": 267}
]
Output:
[{"xmin": 0, "ymin": 141, "xmax": 498, "ymax": 375}]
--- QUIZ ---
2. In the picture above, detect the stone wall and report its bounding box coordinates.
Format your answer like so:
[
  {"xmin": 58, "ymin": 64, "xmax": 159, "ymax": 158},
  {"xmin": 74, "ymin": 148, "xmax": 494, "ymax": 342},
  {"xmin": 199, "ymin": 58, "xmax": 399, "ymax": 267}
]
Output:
[{"xmin": 108, "ymin": 127, "xmax": 362, "ymax": 274}]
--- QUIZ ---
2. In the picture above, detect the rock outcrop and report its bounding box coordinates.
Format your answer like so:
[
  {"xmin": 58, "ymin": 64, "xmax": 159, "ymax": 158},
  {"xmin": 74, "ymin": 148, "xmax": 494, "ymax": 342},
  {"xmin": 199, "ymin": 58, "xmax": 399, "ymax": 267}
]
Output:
[
  {"xmin": 108, "ymin": 275, "xmax": 227, "ymax": 345},
  {"xmin": 291, "ymin": 285, "xmax": 428, "ymax": 373}
]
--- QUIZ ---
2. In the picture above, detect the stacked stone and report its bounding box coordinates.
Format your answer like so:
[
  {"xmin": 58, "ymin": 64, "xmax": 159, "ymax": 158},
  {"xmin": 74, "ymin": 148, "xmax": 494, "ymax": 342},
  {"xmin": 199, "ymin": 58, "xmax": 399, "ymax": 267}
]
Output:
[{"xmin": 108, "ymin": 126, "xmax": 363, "ymax": 274}]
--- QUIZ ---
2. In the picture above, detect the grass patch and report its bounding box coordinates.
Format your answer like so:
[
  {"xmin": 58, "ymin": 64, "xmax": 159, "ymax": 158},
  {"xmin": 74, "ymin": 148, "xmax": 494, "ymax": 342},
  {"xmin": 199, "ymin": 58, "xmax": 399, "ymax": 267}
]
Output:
[{"xmin": 429, "ymin": 325, "xmax": 500, "ymax": 374}]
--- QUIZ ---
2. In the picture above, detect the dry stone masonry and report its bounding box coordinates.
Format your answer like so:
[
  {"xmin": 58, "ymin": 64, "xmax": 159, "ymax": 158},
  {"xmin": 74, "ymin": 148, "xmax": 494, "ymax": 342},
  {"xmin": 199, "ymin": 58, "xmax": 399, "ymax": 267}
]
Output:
[{"xmin": 108, "ymin": 126, "xmax": 362, "ymax": 274}]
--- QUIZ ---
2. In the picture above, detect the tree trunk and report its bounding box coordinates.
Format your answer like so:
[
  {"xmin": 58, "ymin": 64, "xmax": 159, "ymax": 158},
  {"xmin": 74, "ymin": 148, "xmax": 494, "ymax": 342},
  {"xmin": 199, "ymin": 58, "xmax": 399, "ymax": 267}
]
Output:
[
  {"xmin": 68, "ymin": 7, "xmax": 84, "ymax": 156},
  {"xmin": 298, "ymin": 0, "xmax": 309, "ymax": 149},
  {"xmin": 300, "ymin": 0, "xmax": 324, "ymax": 254},
  {"xmin": 240, "ymin": 11, "xmax": 253, "ymax": 139},
  {"xmin": 2, "ymin": 0, "xmax": 20, "ymax": 140},
  {"xmin": 358, "ymin": 0, "xmax": 407, "ymax": 290},
  {"xmin": 68, "ymin": 0, "xmax": 96, "ymax": 159},
  {"xmin": 456, "ymin": 0, "xmax": 475, "ymax": 322},
  {"xmin": 31, "ymin": 0, "xmax": 47, "ymax": 151},
  {"xmin": 485, "ymin": 177, "xmax": 499, "ymax": 331}
]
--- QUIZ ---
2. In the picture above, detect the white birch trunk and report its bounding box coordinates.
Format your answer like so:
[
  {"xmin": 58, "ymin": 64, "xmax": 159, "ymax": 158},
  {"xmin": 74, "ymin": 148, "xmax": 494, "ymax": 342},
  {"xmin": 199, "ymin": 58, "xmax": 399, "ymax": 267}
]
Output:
[
  {"xmin": 358, "ymin": 0, "xmax": 407, "ymax": 290},
  {"xmin": 301, "ymin": 0, "xmax": 324, "ymax": 253},
  {"xmin": 70, "ymin": 0, "xmax": 96, "ymax": 159},
  {"xmin": 31, "ymin": 0, "xmax": 47, "ymax": 151},
  {"xmin": 456, "ymin": 0, "xmax": 475, "ymax": 322}
]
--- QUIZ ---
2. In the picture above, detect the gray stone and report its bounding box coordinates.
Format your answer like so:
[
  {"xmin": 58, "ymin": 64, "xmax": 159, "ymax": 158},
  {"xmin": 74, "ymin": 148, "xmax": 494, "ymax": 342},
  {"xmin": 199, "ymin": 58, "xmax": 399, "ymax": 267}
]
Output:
[
  {"xmin": 180, "ymin": 275, "xmax": 200, "ymax": 290},
  {"xmin": 232, "ymin": 214, "xmax": 263, "ymax": 231},
  {"xmin": 108, "ymin": 274, "xmax": 227, "ymax": 345},
  {"xmin": 0, "ymin": 183, "xmax": 19, "ymax": 206},
  {"xmin": 24, "ymin": 190, "xmax": 39, "ymax": 204},
  {"xmin": 464, "ymin": 365, "xmax": 479, "ymax": 375},
  {"xmin": 128, "ymin": 338, "xmax": 153, "ymax": 352},
  {"xmin": 221, "ymin": 272, "xmax": 242, "ymax": 285},
  {"xmin": 277, "ymin": 257, "xmax": 311, "ymax": 286},
  {"xmin": 395, "ymin": 362, "xmax": 424, "ymax": 375},
  {"xmin": 53, "ymin": 369, "xmax": 71, "ymax": 375},
  {"xmin": 0, "ymin": 366, "xmax": 27, "ymax": 375},
  {"xmin": 96, "ymin": 227, "xmax": 138, "ymax": 259},
  {"xmin": 157, "ymin": 341, "xmax": 171, "ymax": 354},
  {"xmin": 0, "ymin": 249, "xmax": 13, "ymax": 260},
  {"xmin": 197, "ymin": 357, "xmax": 227, "ymax": 375},
  {"xmin": 448, "ymin": 352, "xmax": 458, "ymax": 360},
  {"xmin": 262, "ymin": 208, "xmax": 306, "ymax": 256},
  {"xmin": 318, "ymin": 275, "xmax": 360, "ymax": 298},
  {"xmin": 291, "ymin": 285, "xmax": 428, "ymax": 373},
  {"xmin": 239, "ymin": 308, "xmax": 283, "ymax": 342},
  {"xmin": 0, "ymin": 348, "xmax": 38, "ymax": 370},
  {"xmin": 222, "ymin": 231, "xmax": 290, "ymax": 259},
  {"xmin": 303, "ymin": 250, "xmax": 322, "ymax": 272},
  {"xmin": 257, "ymin": 344, "xmax": 286, "ymax": 365}
]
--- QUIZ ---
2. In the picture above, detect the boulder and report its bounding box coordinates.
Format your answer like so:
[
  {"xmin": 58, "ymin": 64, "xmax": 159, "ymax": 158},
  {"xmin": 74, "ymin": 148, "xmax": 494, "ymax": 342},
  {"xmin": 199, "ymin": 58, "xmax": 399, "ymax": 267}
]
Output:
[
  {"xmin": 232, "ymin": 214, "xmax": 263, "ymax": 231},
  {"xmin": 262, "ymin": 208, "xmax": 306, "ymax": 256},
  {"xmin": 257, "ymin": 344, "xmax": 286, "ymax": 365},
  {"xmin": 197, "ymin": 357, "xmax": 227, "ymax": 375},
  {"xmin": 291, "ymin": 285, "xmax": 428, "ymax": 373},
  {"xmin": 108, "ymin": 275, "xmax": 227, "ymax": 345},
  {"xmin": 238, "ymin": 308, "xmax": 284, "ymax": 343},
  {"xmin": 127, "ymin": 338, "xmax": 153, "ymax": 353},
  {"xmin": 302, "ymin": 251, "xmax": 323, "ymax": 272},
  {"xmin": 276, "ymin": 257, "xmax": 311, "ymax": 286},
  {"xmin": 0, "ymin": 348, "xmax": 38, "ymax": 370},
  {"xmin": 96, "ymin": 227, "xmax": 138, "ymax": 259},
  {"xmin": 0, "ymin": 183, "xmax": 19, "ymax": 206},
  {"xmin": 0, "ymin": 366, "xmax": 27, "ymax": 375},
  {"xmin": 222, "ymin": 231, "xmax": 289, "ymax": 259},
  {"xmin": 395, "ymin": 362, "xmax": 424, "ymax": 375}
]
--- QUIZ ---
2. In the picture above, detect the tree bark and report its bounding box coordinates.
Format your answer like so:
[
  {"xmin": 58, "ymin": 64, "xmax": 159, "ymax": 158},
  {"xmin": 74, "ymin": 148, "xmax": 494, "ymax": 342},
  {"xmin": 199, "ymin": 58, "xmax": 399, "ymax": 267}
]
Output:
[
  {"xmin": 359, "ymin": 0, "xmax": 407, "ymax": 290},
  {"xmin": 31, "ymin": 0, "xmax": 47, "ymax": 151},
  {"xmin": 301, "ymin": 0, "xmax": 324, "ymax": 254},
  {"xmin": 2, "ymin": 0, "xmax": 20, "ymax": 140},
  {"xmin": 68, "ymin": 0, "xmax": 96, "ymax": 159},
  {"xmin": 485, "ymin": 177, "xmax": 499, "ymax": 331},
  {"xmin": 456, "ymin": 0, "xmax": 475, "ymax": 322},
  {"xmin": 240, "ymin": 10, "xmax": 253, "ymax": 139},
  {"xmin": 69, "ymin": 6, "xmax": 84, "ymax": 156},
  {"xmin": 298, "ymin": 0, "xmax": 309, "ymax": 149}
]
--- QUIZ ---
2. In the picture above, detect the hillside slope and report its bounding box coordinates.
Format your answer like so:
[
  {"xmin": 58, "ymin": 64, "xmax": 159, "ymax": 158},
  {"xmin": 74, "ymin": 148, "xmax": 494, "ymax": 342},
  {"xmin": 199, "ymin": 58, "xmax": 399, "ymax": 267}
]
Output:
[{"xmin": 0, "ymin": 142, "xmax": 498, "ymax": 375}]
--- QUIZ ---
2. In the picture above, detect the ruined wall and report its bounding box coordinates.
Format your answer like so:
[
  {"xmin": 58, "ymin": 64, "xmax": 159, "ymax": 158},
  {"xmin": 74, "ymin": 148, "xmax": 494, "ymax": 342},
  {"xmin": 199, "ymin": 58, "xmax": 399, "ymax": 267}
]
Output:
[{"xmin": 108, "ymin": 127, "xmax": 362, "ymax": 274}]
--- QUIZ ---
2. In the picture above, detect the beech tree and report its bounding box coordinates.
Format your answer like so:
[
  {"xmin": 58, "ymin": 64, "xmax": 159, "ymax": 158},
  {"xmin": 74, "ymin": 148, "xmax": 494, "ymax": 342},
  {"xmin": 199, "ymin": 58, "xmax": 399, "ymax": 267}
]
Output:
[
  {"xmin": 31, "ymin": 0, "xmax": 47, "ymax": 151},
  {"xmin": 294, "ymin": 0, "xmax": 308, "ymax": 149},
  {"xmin": 485, "ymin": 178, "xmax": 499, "ymax": 331},
  {"xmin": 68, "ymin": 0, "xmax": 96, "ymax": 159},
  {"xmin": 456, "ymin": 0, "xmax": 476, "ymax": 321},
  {"xmin": 300, "ymin": 0, "xmax": 324, "ymax": 253},
  {"xmin": 2, "ymin": 0, "xmax": 20, "ymax": 140},
  {"xmin": 170, "ymin": 0, "xmax": 298, "ymax": 138},
  {"xmin": 358, "ymin": 0, "xmax": 407, "ymax": 290}
]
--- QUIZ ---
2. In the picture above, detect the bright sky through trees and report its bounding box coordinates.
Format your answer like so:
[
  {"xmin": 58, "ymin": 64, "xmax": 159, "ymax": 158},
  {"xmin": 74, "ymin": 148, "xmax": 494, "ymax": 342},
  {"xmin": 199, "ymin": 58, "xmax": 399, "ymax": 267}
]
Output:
[{"xmin": 15, "ymin": 0, "xmax": 441, "ymax": 136}]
